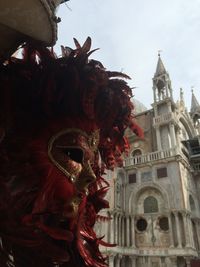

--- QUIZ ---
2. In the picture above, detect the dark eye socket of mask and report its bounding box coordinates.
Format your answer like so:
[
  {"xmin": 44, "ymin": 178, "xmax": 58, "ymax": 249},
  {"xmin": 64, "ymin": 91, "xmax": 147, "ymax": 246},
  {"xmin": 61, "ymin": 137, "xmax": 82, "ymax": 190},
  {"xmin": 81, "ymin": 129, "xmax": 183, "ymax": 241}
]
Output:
[{"xmin": 62, "ymin": 148, "xmax": 84, "ymax": 163}]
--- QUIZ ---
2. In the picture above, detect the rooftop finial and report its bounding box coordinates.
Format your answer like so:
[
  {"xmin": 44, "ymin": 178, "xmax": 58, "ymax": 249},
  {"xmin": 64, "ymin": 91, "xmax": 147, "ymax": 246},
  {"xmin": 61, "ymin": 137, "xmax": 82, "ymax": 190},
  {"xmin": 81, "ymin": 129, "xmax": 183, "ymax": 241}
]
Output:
[
  {"xmin": 191, "ymin": 86, "xmax": 194, "ymax": 94},
  {"xmin": 180, "ymin": 88, "xmax": 183, "ymax": 99},
  {"xmin": 154, "ymin": 50, "xmax": 166, "ymax": 77},
  {"xmin": 158, "ymin": 50, "xmax": 162, "ymax": 57}
]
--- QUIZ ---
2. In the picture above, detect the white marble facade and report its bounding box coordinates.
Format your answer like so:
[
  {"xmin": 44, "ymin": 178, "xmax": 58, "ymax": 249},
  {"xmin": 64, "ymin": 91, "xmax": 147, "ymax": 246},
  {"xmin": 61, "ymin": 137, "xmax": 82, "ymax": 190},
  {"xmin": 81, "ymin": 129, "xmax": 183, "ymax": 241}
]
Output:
[{"xmin": 97, "ymin": 56, "xmax": 200, "ymax": 267}]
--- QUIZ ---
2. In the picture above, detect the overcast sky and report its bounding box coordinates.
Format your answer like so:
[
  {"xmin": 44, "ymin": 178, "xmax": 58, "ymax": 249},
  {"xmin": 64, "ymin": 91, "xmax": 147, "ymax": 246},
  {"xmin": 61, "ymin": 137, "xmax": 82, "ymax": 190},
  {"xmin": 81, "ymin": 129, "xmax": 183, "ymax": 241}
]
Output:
[{"xmin": 56, "ymin": 0, "xmax": 200, "ymax": 110}]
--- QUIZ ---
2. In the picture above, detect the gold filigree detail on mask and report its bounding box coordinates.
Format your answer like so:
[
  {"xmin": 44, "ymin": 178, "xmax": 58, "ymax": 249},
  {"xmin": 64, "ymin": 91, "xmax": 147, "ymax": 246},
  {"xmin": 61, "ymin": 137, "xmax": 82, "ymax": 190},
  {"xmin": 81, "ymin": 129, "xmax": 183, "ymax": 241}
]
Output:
[
  {"xmin": 88, "ymin": 129, "xmax": 100, "ymax": 152},
  {"xmin": 48, "ymin": 128, "xmax": 100, "ymax": 187}
]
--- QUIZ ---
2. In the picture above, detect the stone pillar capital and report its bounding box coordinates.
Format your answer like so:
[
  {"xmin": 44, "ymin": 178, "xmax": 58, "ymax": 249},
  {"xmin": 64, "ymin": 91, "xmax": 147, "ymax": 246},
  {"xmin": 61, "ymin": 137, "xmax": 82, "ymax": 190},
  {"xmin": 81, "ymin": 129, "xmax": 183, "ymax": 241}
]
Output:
[{"xmin": 181, "ymin": 210, "xmax": 188, "ymax": 217}]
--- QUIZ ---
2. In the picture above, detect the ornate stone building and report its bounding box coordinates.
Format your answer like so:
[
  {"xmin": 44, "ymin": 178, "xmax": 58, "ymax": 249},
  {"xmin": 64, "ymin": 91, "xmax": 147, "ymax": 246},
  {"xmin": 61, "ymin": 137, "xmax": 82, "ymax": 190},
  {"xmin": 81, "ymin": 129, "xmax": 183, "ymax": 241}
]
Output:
[{"xmin": 97, "ymin": 55, "xmax": 200, "ymax": 267}]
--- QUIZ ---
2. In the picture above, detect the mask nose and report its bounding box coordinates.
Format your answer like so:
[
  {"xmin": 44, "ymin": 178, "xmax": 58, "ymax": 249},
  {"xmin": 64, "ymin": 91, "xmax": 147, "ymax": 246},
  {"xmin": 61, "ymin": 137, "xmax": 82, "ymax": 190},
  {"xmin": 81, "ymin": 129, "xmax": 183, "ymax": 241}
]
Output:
[{"xmin": 75, "ymin": 160, "xmax": 96, "ymax": 193}]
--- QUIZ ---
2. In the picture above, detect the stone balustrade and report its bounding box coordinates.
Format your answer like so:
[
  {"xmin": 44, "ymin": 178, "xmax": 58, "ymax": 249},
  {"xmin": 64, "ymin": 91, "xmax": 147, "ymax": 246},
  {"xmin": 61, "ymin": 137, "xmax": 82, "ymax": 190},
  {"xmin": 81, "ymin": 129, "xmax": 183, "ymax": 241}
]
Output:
[{"xmin": 124, "ymin": 147, "xmax": 178, "ymax": 167}]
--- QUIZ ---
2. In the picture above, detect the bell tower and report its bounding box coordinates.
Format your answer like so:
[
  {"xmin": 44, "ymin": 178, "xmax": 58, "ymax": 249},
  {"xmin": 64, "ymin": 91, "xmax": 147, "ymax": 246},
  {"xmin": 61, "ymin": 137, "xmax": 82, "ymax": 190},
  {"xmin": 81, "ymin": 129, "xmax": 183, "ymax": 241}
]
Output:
[
  {"xmin": 153, "ymin": 53, "xmax": 173, "ymax": 102},
  {"xmin": 152, "ymin": 53, "xmax": 178, "ymax": 151}
]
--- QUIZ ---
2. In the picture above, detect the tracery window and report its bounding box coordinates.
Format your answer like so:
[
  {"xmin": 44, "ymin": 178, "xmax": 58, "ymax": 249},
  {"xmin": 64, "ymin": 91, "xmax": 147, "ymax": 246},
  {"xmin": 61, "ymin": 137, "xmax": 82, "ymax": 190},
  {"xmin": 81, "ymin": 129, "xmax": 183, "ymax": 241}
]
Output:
[{"xmin": 144, "ymin": 196, "xmax": 158, "ymax": 213}]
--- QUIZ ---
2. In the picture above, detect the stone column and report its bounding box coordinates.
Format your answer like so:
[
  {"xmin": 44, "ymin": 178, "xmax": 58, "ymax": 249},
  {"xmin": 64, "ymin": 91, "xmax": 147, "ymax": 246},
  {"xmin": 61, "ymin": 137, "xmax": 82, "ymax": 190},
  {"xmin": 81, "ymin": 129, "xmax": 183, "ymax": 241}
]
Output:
[
  {"xmin": 168, "ymin": 213, "xmax": 174, "ymax": 248},
  {"xmin": 126, "ymin": 215, "xmax": 130, "ymax": 247},
  {"xmin": 109, "ymin": 255, "xmax": 115, "ymax": 267},
  {"xmin": 187, "ymin": 214, "xmax": 195, "ymax": 248},
  {"xmin": 170, "ymin": 256, "xmax": 177, "ymax": 267},
  {"xmin": 183, "ymin": 211, "xmax": 190, "ymax": 247},
  {"xmin": 167, "ymin": 101, "xmax": 172, "ymax": 112},
  {"xmin": 196, "ymin": 219, "xmax": 200, "ymax": 250},
  {"xmin": 117, "ymin": 214, "xmax": 119, "ymax": 245},
  {"xmin": 169, "ymin": 122, "xmax": 176, "ymax": 148},
  {"xmin": 192, "ymin": 218, "xmax": 198, "ymax": 250},
  {"xmin": 153, "ymin": 87, "xmax": 157, "ymax": 103},
  {"xmin": 116, "ymin": 255, "xmax": 120, "ymax": 267},
  {"xmin": 131, "ymin": 215, "xmax": 136, "ymax": 248},
  {"xmin": 104, "ymin": 211, "xmax": 109, "ymax": 243},
  {"xmin": 147, "ymin": 256, "xmax": 151, "ymax": 267},
  {"xmin": 174, "ymin": 211, "xmax": 182, "ymax": 248},
  {"xmin": 121, "ymin": 216, "xmax": 124, "ymax": 246},
  {"xmin": 166, "ymin": 257, "xmax": 172, "ymax": 267},
  {"xmin": 155, "ymin": 126, "xmax": 162, "ymax": 150},
  {"xmin": 110, "ymin": 211, "xmax": 114, "ymax": 244},
  {"xmin": 130, "ymin": 256, "xmax": 136, "ymax": 267},
  {"xmin": 114, "ymin": 213, "xmax": 118, "ymax": 244},
  {"xmin": 118, "ymin": 215, "xmax": 122, "ymax": 246}
]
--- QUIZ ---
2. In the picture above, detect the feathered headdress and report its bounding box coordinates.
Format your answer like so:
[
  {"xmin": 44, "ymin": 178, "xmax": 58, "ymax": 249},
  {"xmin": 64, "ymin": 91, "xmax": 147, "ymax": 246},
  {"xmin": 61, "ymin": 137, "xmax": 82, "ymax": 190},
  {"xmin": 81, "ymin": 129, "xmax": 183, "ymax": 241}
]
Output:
[{"xmin": 0, "ymin": 37, "xmax": 143, "ymax": 267}]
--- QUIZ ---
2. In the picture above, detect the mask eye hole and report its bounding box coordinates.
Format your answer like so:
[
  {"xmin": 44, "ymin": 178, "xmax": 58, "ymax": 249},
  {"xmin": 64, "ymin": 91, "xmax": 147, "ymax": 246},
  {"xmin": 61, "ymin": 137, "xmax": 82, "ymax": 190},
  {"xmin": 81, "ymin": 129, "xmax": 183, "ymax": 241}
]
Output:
[{"xmin": 62, "ymin": 147, "xmax": 84, "ymax": 164}]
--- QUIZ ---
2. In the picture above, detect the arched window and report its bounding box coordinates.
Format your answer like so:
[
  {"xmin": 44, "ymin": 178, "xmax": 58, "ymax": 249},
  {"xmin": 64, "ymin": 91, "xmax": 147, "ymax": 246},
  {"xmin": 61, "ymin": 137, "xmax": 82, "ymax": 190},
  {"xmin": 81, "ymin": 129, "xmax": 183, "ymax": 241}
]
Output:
[
  {"xmin": 144, "ymin": 196, "xmax": 158, "ymax": 213},
  {"xmin": 159, "ymin": 217, "xmax": 169, "ymax": 231},
  {"xmin": 132, "ymin": 149, "xmax": 142, "ymax": 157},
  {"xmin": 189, "ymin": 195, "xmax": 196, "ymax": 211}
]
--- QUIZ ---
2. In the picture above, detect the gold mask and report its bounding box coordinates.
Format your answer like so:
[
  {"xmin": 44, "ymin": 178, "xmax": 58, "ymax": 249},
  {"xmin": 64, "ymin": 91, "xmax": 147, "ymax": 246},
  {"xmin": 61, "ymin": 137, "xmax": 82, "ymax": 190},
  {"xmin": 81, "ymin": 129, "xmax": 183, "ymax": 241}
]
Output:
[{"xmin": 48, "ymin": 128, "xmax": 100, "ymax": 194}]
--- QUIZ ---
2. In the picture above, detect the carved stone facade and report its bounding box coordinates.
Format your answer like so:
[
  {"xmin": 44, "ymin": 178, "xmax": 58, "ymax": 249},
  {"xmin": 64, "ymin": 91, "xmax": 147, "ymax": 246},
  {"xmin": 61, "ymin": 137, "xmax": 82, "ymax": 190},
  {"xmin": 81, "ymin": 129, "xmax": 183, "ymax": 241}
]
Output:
[{"xmin": 97, "ymin": 56, "xmax": 200, "ymax": 267}]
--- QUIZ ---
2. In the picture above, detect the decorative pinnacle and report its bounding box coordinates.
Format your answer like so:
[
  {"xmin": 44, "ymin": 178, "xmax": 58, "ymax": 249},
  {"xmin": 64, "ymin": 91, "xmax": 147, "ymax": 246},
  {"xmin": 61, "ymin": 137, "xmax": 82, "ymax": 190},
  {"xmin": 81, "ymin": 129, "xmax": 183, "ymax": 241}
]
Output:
[
  {"xmin": 180, "ymin": 87, "xmax": 183, "ymax": 97},
  {"xmin": 190, "ymin": 86, "xmax": 200, "ymax": 114},
  {"xmin": 158, "ymin": 50, "xmax": 162, "ymax": 57},
  {"xmin": 180, "ymin": 88, "xmax": 184, "ymax": 104},
  {"xmin": 155, "ymin": 50, "xmax": 166, "ymax": 77}
]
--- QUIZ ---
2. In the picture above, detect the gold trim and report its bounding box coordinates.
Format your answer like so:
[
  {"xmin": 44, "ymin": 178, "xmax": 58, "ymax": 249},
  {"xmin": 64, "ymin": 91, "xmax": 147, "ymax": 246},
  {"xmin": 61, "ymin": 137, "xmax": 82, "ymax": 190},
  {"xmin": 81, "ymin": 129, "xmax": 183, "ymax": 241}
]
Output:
[{"xmin": 48, "ymin": 128, "xmax": 100, "ymax": 180}]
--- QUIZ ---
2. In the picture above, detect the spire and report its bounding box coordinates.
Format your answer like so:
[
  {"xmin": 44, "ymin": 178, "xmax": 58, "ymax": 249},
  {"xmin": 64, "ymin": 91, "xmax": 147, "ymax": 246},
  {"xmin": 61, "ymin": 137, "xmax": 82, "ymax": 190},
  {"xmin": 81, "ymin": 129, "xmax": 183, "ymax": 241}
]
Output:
[
  {"xmin": 154, "ymin": 52, "xmax": 167, "ymax": 77},
  {"xmin": 153, "ymin": 51, "xmax": 173, "ymax": 102},
  {"xmin": 191, "ymin": 88, "xmax": 200, "ymax": 114}
]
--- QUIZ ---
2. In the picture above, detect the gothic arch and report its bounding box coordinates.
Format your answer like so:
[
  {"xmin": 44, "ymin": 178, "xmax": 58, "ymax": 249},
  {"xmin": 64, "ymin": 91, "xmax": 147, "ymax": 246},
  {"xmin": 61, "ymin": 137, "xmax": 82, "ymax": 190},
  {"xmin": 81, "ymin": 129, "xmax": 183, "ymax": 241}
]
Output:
[
  {"xmin": 179, "ymin": 115, "xmax": 194, "ymax": 139},
  {"xmin": 128, "ymin": 183, "xmax": 170, "ymax": 214}
]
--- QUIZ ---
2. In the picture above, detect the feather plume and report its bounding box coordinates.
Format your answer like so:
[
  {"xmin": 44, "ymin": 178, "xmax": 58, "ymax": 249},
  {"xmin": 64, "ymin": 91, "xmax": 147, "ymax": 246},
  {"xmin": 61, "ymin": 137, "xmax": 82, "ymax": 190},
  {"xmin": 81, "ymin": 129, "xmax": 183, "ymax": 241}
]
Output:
[{"xmin": 0, "ymin": 37, "xmax": 143, "ymax": 267}]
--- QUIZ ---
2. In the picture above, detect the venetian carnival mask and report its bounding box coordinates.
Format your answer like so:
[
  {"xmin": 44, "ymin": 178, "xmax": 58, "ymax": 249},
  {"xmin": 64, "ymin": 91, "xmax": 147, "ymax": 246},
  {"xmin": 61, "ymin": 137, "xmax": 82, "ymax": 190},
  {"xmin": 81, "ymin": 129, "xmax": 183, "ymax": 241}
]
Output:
[{"xmin": 48, "ymin": 128, "xmax": 100, "ymax": 195}]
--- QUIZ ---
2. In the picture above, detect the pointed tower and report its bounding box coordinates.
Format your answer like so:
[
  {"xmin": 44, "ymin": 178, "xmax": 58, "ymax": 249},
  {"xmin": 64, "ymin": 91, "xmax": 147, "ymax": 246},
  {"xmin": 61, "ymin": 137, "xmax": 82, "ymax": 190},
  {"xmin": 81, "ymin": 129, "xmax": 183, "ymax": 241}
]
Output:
[
  {"xmin": 153, "ymin": 53, "xmax": 173, "ymax": 103},
  {"xmin": 190, "ymin": 89, "xmax": 200, "ymax": 132},
  {"xmin": 190, "ymin": 89, "xmax": 200, "ymax": 117},
  {"xmin": 152, "ymin": 53, "xmax": 178, "ymax": 151}
]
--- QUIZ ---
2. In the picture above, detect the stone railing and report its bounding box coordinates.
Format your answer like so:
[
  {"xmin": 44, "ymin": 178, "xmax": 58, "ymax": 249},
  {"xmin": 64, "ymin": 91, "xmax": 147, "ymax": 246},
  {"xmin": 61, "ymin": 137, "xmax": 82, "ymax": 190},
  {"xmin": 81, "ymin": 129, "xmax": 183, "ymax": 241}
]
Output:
[
  {"xmin": 124, "ymin": 147, "xmax": 178, "ymax": 167},
  {"xmin": 153, "ymin": 112, "xmax": 178, "ymax": 126}
]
